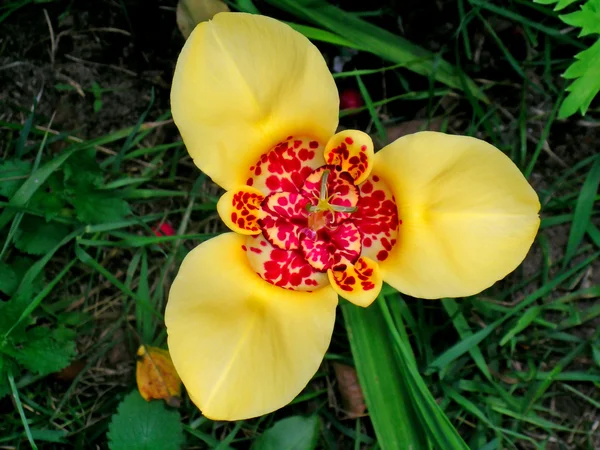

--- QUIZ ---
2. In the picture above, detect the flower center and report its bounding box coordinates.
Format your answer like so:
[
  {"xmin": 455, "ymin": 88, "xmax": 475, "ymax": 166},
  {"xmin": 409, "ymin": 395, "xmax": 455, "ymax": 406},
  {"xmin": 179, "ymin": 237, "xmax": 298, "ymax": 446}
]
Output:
[{"xmin": 219, "ymin": 135, "xmax": 400, "ymax": 292}]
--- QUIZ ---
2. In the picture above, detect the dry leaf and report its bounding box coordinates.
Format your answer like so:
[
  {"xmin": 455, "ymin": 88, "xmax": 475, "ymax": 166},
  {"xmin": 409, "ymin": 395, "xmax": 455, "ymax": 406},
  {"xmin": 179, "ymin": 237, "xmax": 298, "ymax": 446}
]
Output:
[
  {"xmin": 333, "ymin": 362, "xmax": 367, "ymax": 418},
  {"xmin": 176, "ymin": 0, "xmax": 230, "ymax": 39},
  {"xmin": 136, "ymin": 345, "xmax": 182, "ymax": 407},
  {"xmin": 54, "ymin": 359, "xmax": 86, "ymax": 381}
]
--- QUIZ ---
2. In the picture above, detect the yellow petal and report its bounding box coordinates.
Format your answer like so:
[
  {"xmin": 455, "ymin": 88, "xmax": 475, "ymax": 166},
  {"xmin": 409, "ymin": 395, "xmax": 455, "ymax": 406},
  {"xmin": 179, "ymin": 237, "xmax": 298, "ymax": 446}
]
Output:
[
  {"xmin": 165, "ymin": 233, "xmax": 338, "ymax": 420},
  {"xmin": 171, "ymin": 13, "xmax": 339, "ymax": 190},
  {"xmin": 216, "ymin": 186, "xmax": 264, "ymax": 235},
  {"xmin": 324, "ymin": 130, "xmax": 374, "ymax": 184},
  {"xmin": 136, "ymin": 345, "xmax": 182, "ymax": 407},
  {"xmin": 328, "ymin": 256, "xmax": 382, "ymax": 307},
  {"xmin": 375, "ymin": 132, "xmax": 540, "ymax": 299}
]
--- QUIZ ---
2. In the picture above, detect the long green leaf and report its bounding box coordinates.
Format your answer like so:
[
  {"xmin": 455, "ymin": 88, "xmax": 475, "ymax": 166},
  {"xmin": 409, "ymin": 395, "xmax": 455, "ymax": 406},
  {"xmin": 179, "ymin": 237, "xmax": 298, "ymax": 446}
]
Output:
[
  {"xmin": 563, "ymin": 154, "xmax": 600, "ymax": 266},
  {"xmin": 342, "ymin": 302, "xmax": 429, "ymax": 450}
]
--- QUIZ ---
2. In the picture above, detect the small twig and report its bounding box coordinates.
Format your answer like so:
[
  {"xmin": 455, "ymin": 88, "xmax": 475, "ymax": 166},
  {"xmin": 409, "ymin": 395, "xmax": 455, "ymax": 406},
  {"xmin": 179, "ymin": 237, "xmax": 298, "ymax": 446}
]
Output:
[
  {"xmin": 43, "ymin": 9, "xmax": 56, "ymax": 66},
  {"xmin": 64, "ymin": 54, "xmax": 137, "ymax": 77}
]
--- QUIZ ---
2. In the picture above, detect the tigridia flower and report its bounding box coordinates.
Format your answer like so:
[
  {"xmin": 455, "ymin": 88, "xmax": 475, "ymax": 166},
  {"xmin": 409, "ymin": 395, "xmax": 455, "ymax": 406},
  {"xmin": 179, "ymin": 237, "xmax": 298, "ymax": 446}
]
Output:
[{"xmin": 166, "ymin": 13, "xmax": 540, "ymax": 421}]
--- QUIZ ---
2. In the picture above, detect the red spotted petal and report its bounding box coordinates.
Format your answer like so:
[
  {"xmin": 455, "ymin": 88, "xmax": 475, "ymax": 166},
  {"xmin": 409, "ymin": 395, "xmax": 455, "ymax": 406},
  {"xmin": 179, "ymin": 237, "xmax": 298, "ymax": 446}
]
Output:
[
  {"xmin": 245, "ymin": 234, "xmax": 328, "ymax": 290},
  {"xmin": 324, "ymin": 131, "xmax": 374, "ymax": 185},
  {"xmin": 217, "ymin": 186, "xmax": 265, "ymax": 235},
  {"xmin": 300, "ymin": 221, "xmax": 361, "ymax": 271},
  {"xmin": 328, "ymin": 256, "xmax": 382, "ymax": 307},
  {"xmin": 353, "ymin": 174, "xmax": 400, "ymax": 262},
  {"xmin": 259, "ymin": 192, "xmax": 310, "ymax": 250},
  {"xmin": 247, "ymin": 136, "xmax": 325, "ymax": 195}
]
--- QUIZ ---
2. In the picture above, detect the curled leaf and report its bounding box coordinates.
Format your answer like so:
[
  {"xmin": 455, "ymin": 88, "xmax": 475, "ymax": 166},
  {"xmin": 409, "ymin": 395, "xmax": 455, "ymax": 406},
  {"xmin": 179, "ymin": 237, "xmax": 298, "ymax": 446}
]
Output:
[
  {"xmin": 176, "ymin": 0, "xmax": 230, "ymax": 39},
  {"xmin": 136, "ymin": 345, "xmax": 182, "ymax": 407}
]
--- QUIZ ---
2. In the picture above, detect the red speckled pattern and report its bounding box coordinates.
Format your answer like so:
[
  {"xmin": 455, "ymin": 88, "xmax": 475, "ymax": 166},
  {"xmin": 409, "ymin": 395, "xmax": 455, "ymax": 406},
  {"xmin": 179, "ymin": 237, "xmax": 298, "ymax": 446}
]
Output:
[
  {"xmin": 330, "ymin": 257, "xmax": 378, "ymax": 293},
  {"xmin": 300, "ymin": 221, "xmax": 361, "ymax": 271},
  {"xmin": 229, "ymin": 189, "xmax": 264, "ymax": 233},
  {"xmin": 259, "ymin": 192, "xmax": 310, "ymax": 250},
  {"xmin": 245, "ymin": 234, "xmax": 328, "ymax": 291},
  {"xmin": 230, "ymin": 135, "xmax": 399, "ymax": 291},
  {"xmin": 353, "ymin": 175, "xmax": 400, "ymax": 262},
  {"xmin": 247, "ymin": 136, "xmax": 325, "ymax": 194},
  {"xmin": 325, "ymin": 136, "xmax": 370, "ymax": 183}
]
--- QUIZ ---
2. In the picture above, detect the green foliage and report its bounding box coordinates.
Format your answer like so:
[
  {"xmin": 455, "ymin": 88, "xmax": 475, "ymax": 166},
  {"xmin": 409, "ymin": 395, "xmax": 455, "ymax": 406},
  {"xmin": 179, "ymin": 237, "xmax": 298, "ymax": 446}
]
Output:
[
  {"xmin": 0, "ymin": 117, "xmax": 133, "ymax": 403},
  {"xmin": 251, "ymin": 416, "xmax": 319, "ymax": 450},
  {"xmin": 0, "ymin": 159, "xmax": 31, "ymax": 198},
  {"xmin": 13, "ymin": 327, "xmax": 76, "ymax": 376},
  {"xmin": 536, "ymin": 0, "xmax": 600, "ymax": 116},
  {"xmin": 107, "ymin": 391, "xmax": 185, "ymax": 450},
  {"xmin": 14, "ymin": 218, "xmax": 70, "ymax": 255}
]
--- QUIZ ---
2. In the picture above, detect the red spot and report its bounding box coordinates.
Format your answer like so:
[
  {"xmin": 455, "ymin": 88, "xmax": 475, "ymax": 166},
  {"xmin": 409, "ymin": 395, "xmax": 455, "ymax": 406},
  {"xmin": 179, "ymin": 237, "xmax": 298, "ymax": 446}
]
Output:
[
  {"xmin": 250, "ymin": 247, "xmax": 262, "ymax": 254},
  {"xmin": 242, "ymin": 245, "xmax": 247, "ymax": 251},
  {"xmin": 290, "ymin": 273, "xmax": 302, "ymax": 286},
  {"xmin": 271, "ymin": 249, "xmax": 288, "ymax": 261},
  {"xmin": 372, "ymin": 175, "xmax": 379, "ymax": 182},
  {"xmin": 266, "ymin": 176, "xmax": 280, "ymax": 191},
  {"xmin": 309, "ymin": 141, "xmax": 319, "ymax": 149},
  {"xmin": 153, "ymin": 222, "xmax": 176, "ymax": 237},
  {"xmin": 345, "ymin": 137, "xmax": 354, "ymax": 145},
  {"xmin": 363, "ymin": 237, "xmax": 372, "ymax": 247},
  {"xmin": 377, "ymin": 250, "xmax": 388, "ymax": 261},
  {"xmin": 361, "ymin": 145, "xmax": 367, "ymax": 151},
  {"xmin": 246, "ymin": 177, "xmax": 254, "ymax": 186},
  {"xmin": 340, "ymin": 88, "xmax": 364, "ymax": 110}
]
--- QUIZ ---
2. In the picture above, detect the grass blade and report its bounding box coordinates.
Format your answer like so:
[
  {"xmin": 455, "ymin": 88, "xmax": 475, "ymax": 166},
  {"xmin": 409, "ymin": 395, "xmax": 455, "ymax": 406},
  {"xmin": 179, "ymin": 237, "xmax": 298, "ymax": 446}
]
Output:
[
  {"xmin": 342, "ymin": 301, "xmax": 430, "ymax": 450},
  {"xmin": 266, "ymin": 0, "xmax": 486, "ymax": 101},
  {"xmin": 563, "ymin": 154, "xmax": 600, "ymax": 266}
]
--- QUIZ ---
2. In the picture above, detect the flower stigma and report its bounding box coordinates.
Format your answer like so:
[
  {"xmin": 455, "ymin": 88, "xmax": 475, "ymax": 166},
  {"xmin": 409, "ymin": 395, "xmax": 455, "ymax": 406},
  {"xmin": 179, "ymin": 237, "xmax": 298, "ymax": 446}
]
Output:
[{"xmin": 306, "ymin": 169, "xmax": 359, "ymax": 232}]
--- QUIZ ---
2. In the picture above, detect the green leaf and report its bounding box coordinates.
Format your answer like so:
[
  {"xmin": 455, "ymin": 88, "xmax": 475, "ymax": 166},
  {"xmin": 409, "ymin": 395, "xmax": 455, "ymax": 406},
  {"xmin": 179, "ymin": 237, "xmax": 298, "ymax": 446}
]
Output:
[
  {"xmin": 534, "ymin": 0, "xmax": 584, "ymax": 11},
  {"xmin": 0, "ymin": 159, "xmax": 31, "ymax": 199},
  {"xmin": 564, "ymin": 154, "xmax": 600, "ymax": 264},
  {"xmin": 14, "ymin": 327, "xmax": 76, "ymax": 376},
  {"xmin": 63, "ymin": 149, "xmax": 103, "ymax": 191},
  {"xmin": 559, "ymin": 39, "xmax": 600, "ymax": 117},
  {"xmin": 0, "ymin": 262, "xmax": 18, "ymax": 295},
  {"xmin": 108, "ymin": 391, "xmax": 185, "ymax": 450},
  {"xmin": 14, "ymin": 218, "xmax": 71, "ymax": 255},
  {"xmin": 499, "ymin": 306, "xmax": 542, "ymax": 346},
  {"xmin": 342, "ymin": 300, "xmax": 430, "ymax": 450},
  {"xmin": 29, "ymin": 429, "xmax": 67, "ymax": 443},
  {"xmin": 252, "ymin": 416, "xmax": 319, "ymax": 450},
  {"xmin": 560, "ymin": 0, "xmax": 600, "ymax": 36},
  {"xmin": 71, "ymin": 191, "xmax": 131, "ymax": 224}
]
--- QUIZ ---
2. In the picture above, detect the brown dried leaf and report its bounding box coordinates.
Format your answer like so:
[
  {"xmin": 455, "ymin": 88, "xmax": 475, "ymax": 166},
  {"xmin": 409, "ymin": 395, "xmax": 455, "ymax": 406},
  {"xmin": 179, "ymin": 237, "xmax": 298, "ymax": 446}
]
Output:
[
  {"xmin": 333, "ymin": 362, "xmax": 367, "ymax": 418},
  {"xmin": 53, "ymin": 359, "xmax": 86, "ymax": 381},
  {"xmin": 176, "ymin": 0, "xmax": 229, "ymax": 40},
  {"xmin": 136, "ymin": 345, "xmax": 182, "ymax": 407}
]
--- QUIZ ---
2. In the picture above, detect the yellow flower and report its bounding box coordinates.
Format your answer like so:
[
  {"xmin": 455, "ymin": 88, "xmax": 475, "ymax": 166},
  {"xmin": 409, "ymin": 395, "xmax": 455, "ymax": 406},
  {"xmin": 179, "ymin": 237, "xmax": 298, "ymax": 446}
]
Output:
[{"xmin": 166, "ymin": 13, "xmax": 540, "ymax": 421}]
